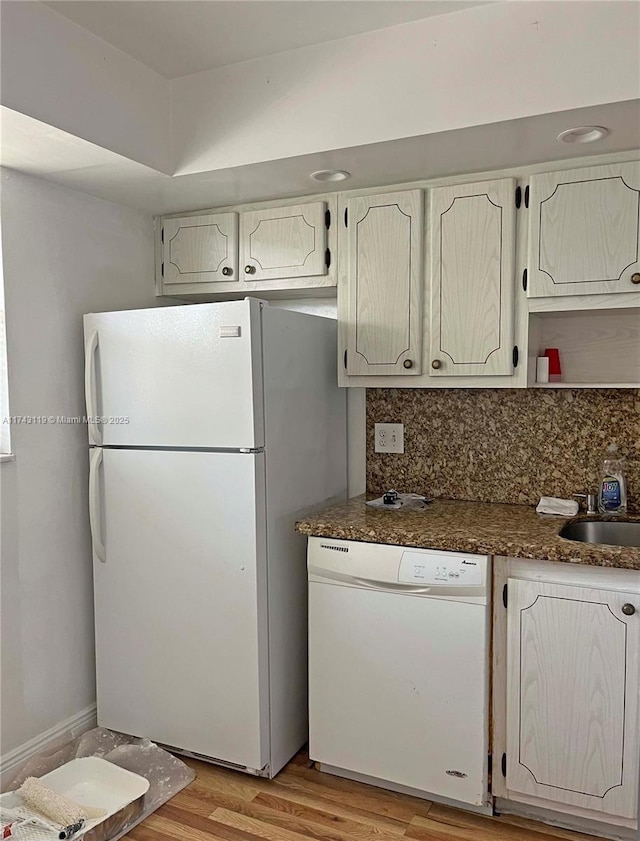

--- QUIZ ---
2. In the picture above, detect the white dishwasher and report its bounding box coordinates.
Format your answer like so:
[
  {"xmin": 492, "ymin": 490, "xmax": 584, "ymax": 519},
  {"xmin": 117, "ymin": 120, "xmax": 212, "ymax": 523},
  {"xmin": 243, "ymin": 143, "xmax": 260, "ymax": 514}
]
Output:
[{"xmin": 308, "ymin": 537, "xmax": 491, "ymax": 808}]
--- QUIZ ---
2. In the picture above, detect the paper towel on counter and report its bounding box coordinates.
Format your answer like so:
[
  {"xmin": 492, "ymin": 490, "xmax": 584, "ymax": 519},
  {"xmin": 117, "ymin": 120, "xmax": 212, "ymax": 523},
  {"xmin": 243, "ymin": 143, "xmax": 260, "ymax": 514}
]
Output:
[{"xmin": 536, "ymin": 497, "xmax": 579, "ymax": 516}]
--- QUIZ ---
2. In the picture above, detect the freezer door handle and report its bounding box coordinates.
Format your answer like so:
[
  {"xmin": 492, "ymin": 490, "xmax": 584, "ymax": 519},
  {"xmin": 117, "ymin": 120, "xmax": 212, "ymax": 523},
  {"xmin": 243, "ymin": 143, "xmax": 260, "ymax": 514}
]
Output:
[
  {"xmin": 84, "ymin": 329, "xmax": 102, "ymax": 446},
  {"xmin": 89, "ymin": 448, "xmax": 106, "ymax": 562}
]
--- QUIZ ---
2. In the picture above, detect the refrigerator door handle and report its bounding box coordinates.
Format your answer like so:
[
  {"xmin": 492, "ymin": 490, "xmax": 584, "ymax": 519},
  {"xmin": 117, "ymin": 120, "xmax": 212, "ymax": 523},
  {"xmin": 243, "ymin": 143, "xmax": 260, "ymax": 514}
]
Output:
[
  {"xmin": 85, "ymin": 329, "xmax": 102, "ymax": 446},
  {"xmin": 89, "ymin": 448, "xmax": 106, "ymax": 562}
]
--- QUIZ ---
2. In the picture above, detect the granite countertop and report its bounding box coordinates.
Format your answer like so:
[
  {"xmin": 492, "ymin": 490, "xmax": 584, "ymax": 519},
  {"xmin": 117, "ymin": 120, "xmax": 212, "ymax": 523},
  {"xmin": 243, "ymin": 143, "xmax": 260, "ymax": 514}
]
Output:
[{"xmin": 295, "ymin": 496, "xmax": 640, "ymax": 570}]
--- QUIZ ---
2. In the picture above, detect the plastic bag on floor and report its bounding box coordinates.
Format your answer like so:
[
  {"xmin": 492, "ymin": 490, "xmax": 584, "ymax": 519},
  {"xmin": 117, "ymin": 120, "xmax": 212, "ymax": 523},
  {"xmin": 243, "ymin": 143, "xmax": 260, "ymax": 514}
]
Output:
[
  {"xmin": 2, "ymin": 728, "xmax": 195, "ymax": 840},
  {"xmin": 105, "ymin": 740, "xmax": 194, "ymax": 815}
]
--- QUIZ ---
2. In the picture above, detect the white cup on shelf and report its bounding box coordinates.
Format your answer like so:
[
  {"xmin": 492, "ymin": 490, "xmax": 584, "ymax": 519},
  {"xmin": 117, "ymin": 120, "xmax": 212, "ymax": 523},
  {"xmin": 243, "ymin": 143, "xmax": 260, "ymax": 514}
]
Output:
[{"xmin": 536, "ymin": 356, "xmax": 550, "ymax": 384}]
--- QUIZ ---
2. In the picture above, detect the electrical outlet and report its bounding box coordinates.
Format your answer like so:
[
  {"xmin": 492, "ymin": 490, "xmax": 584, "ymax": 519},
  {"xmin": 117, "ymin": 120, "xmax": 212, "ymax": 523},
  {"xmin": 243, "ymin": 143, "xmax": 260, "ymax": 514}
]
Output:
[{"xmin": 374, "ymin": 423, "xmax": 404, "ymax": 454}]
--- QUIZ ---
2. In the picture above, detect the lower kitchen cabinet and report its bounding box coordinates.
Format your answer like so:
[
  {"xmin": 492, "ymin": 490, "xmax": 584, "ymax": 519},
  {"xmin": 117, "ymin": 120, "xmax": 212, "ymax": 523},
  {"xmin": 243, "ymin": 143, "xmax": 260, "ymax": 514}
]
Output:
[{"xmin": 503, "ymin": 573, "xmax": 640, "ymax": 823}]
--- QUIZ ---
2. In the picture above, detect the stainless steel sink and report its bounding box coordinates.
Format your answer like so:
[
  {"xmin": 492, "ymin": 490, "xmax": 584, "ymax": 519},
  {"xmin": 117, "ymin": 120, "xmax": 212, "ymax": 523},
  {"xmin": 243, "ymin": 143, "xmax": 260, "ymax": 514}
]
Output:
[{"xmin": 559, "ymin": 520, "xmax": 640, "ymax": 548}]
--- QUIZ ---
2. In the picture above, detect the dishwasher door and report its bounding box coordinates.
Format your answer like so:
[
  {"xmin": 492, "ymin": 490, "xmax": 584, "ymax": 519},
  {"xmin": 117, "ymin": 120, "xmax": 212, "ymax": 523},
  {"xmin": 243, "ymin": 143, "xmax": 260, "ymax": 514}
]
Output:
[{"xmin": 308, "ymin": 542, "xmax": 490, "ymax": 806}]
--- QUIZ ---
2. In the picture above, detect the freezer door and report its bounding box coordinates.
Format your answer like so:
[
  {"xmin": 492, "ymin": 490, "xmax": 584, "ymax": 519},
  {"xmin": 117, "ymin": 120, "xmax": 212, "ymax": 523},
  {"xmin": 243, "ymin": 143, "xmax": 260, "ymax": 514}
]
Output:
[
  {"xmin": 91, "ymin": 448, "xmax": 269, "ymax": 771},
  {"xmin": 84, "ymin": 301, "xmax": 264, "ymax": 448}
]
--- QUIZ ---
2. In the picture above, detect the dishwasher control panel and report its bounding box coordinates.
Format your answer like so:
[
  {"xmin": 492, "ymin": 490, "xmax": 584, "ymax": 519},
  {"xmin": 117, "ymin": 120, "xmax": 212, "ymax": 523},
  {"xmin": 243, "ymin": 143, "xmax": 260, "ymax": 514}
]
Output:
[
  {"xmin": 308, "ymin": 538, "xmax": 489, "ymax": 599},
  {"xmin": 398, "ymin": 551, "xmax": 484, "ymax": 587}
]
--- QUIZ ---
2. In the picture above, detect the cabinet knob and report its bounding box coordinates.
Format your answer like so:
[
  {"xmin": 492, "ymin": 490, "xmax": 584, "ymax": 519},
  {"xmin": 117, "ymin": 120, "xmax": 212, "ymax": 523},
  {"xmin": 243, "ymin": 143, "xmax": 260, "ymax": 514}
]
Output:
[
  {"xmin": 403, "ymin": 359, "xmax": 414, "ymax": 369},
  {"xmin": 431, "ymin": 359, "xmax": 442, "ymax": 370},
  {"xmin": 221, "ymin": 266, "xmax": 233, "ymax": 277},
  {"xmin": 631, "ymin": 273, "xmax": 640, "ymax": 285},
  {"xmin": 622, "ymin": 603, "xmax": 636, "ymax": 616},
  {"xmin": 244, "ymin": 265, "xmax": 256, "ymax": 275}
]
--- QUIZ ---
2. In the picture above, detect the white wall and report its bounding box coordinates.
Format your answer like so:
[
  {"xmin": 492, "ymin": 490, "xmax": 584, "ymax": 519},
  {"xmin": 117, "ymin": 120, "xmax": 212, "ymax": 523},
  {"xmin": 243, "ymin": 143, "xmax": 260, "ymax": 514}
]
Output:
[
  {"xmin": 0, "ymin": 169, "xmax": 157, "ymax": 762},
  {"xmin": 2, "ymin": 2, "xmax": 637, "ymax": 183},
  {"xmin": 0, "ymin": 2, "xmax": 171, "ymax": 173},
  {"xmin": 170, "ymin": 0, "xmax": 640, "ymax": 175}
]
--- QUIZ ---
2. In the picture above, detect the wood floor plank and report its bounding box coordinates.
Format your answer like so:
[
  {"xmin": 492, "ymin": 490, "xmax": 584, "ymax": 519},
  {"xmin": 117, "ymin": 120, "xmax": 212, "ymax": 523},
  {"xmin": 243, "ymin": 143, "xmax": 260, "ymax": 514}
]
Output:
[
  {"xmin": 290, "ymin": 750, "xmax": 313, "ymax": 767},
  {"xmin": 258, "ymin": 780, "xmax": 408, "ymax": 835},
  {"xmin": 127, "ymin": 815, "xmax": 230, "ymax": 841},
  {"xmin": 157, "ymin": 779, "xmax": 399, "ymax": 841},
  {"xmin": 406, "ymin": 820, "xmax": 565, "ymax": 841},
  {"xmin": 409, "ymin": 810, "xmax": 593, "ymax": 841},
  {"xmin": 183, "ymin": 760, "xmax": 269, "ymax": 800},
  {"xmin": 282, "ymin": 763, "xmax": 434, "ymax": 822},
  {"xmin": 212, "ymin": 807, "xmax": 321, "ymax": 841},
  {"xmin": 253, "ymin": 791, "xmax": 403, "ymax": 840},
  {"xmin": 494, "ymin": 813, "xmax": 604, "ymax": 841},
  {"xmin": 126, "ymin": 826, "xmax": 173, "ymax": 841},
  {"xmin": 136, "ymin": 806, "xmax": 265, "ymax": 841},
  {"xmin": 124, "ymin": 752, "xmax": 595, "ymax": 841}
]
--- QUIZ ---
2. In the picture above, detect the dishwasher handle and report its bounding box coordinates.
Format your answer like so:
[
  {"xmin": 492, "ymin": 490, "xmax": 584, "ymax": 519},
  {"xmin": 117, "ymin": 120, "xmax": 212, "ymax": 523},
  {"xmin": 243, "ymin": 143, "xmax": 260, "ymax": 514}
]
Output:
[
  {"xmin": 309, "ymin": 565, "xmax": 431, "ymax": 593},
  {"xmin": 352, "ymin": 576, "xmax": 432, "ymax": 594}
]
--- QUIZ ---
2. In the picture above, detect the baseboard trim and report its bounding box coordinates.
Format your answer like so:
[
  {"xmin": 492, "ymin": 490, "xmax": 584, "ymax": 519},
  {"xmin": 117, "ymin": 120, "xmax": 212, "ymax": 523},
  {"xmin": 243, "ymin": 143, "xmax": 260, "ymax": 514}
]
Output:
[{"xmin": 1, "ymin": 703, "xmax": 97, "ymax": 783}]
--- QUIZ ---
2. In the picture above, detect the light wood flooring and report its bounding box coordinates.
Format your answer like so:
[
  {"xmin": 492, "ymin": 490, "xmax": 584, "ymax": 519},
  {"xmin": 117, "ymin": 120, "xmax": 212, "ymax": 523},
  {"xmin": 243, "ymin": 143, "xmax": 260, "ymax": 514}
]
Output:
[{"xmin": 124, "ymin": 751, "xmax": 598, "ymax": 841}]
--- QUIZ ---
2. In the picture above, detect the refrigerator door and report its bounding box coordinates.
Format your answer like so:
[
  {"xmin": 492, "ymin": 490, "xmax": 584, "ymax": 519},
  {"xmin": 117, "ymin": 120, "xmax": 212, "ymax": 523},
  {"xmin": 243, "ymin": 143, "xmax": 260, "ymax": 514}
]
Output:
[
  {"xmin": 91, "ymin": 448, "xmax": 269, "ymax": 771},
  {"xmin": 84, "ymin": 300, "xmax": 264, "ymax": 448}
]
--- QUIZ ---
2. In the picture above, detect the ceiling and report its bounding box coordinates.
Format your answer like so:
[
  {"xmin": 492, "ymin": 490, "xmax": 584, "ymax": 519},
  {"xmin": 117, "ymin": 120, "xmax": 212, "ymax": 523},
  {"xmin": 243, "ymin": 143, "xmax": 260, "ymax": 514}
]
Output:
[
  {"xmin": 3, "ymin": 100, "xmax": 639, "ymax": 215},
  {"xmin": 42, "ymin": 0, "xmax": 489, "ymax": 79}
]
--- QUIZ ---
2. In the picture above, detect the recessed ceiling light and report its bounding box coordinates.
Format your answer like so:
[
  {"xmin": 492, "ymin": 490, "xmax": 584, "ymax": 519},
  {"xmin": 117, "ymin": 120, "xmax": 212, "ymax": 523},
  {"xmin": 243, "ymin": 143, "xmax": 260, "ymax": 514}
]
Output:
[
  {"xmin": 310, "ymin": 169, "xmax": 351, "ymax": 182},
  {"xmin": 556, "ymin": 126, "xmax": 610, "ymax": 145}
]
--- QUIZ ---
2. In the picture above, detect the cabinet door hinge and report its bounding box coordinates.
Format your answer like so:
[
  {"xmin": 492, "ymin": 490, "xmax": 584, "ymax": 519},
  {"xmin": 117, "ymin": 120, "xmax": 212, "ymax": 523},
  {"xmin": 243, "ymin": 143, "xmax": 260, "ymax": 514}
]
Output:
[
  {"xmin": 343, "ymin": 349, "xmax": 347, "ymax": 370},
  {"xmin": 501, "ymin": 753, "xmax": 507, "ymax": 777},
  {"xmin": 502, "ymin": 582, "xmax": 508, "ymax": 608},
  {"xmin": 515, "ymin": 186, "xmax": 522, "ymax": 209},
  {"xmin": 512, "ymin": 345, "xmax": 519, "ymax": 369},
  {"xmin": 522, "ymin": 269, "xmax": 528, "ymax": 292},
  {"xmin": 325, "ymin": 248, "xmax": 331, "ymax": 269},
  {"xmin": 325, "ymin": 209, "xmax": 331, "ymax": 229},
  {"xmin": 161, "ymin": 262, "xmax": 164, "ymax": 277},
  {"xmin": 161, "ymin": 227, "xmax": 164, "ymax": 244},
  {"xmin": 344, "ymin": 207, "xmax": 348, "ymax": 227},
  {"xmin": 524, "ymin": 185, "xmax": 530, "ymax": 208}
]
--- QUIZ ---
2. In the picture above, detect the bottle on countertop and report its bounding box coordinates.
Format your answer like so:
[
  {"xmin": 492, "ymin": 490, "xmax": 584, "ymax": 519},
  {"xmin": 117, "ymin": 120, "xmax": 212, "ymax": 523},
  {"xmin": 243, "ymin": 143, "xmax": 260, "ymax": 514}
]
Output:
[{"xmin": 598, "ymin": 443, "xmax": 627, "ymax": 516}]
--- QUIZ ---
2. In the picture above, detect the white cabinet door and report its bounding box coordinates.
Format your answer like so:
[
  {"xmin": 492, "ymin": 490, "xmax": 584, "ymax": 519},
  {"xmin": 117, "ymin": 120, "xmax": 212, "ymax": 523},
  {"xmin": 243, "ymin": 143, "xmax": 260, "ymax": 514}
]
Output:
[
  {"xmin": 162, "ymin": 212, "xmax": 238, "ymax": 285},
  {"xmin": 528, "ymin": 162, "xmax": 640, "ymax": 298},
  {"xmin": 506, "ymin": 578, "xmax": 639, "ymax": 819},
  {"xmin": 240, "ymin": 201, "xmax": 328, "ymax": 281},
  {"xmin": 429, "ymin": 179, "xmax": 516, "ymax": 377},
  {"xmin": 345, "ymin": 190, "xmax": 423, "ymax": 376}
]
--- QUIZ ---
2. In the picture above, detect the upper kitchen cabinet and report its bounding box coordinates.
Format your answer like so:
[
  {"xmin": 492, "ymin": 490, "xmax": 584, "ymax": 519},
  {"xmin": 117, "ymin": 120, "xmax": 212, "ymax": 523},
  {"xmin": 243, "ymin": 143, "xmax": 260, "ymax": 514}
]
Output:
[
  {"xmin": 343, "ymin": 190, "xmax": 424, "ymax": 376},
  {"xmin": 157, "ymin": 197, "xmax": 337, "ymax": 299},
  {"xmin": 240, "ymin": 201, "xmax": 329, "ymax": 282},
  {"xmin": 429, "ymin": 179, "xmax": 517, "ymax": 377},
  {"xmin": 161, "ymin": 213, "xmax": 239, "ymax": 288},
  {"xmin": 528, "ymin": 162, "xmax": 640, "ymax": 298}
]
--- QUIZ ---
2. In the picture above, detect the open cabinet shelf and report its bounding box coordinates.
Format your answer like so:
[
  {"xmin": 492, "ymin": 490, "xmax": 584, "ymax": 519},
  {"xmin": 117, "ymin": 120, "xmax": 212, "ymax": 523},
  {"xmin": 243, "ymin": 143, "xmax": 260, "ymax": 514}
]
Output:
[{"xmin": 528, "ymin": 308, "xmax": 640, "ymax": 389}]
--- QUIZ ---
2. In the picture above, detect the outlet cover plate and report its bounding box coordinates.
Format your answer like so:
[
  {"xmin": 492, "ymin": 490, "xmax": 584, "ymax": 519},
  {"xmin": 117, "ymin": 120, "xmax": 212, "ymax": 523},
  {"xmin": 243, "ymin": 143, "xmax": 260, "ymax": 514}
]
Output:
[{"xmin": 374, "ymin": 423, "xmax": 404, "ymax": 454}]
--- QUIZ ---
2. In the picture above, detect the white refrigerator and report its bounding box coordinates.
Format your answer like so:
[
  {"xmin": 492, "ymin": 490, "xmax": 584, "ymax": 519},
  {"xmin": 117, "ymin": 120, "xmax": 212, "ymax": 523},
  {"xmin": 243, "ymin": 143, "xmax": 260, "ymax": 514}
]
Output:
[{"xmin": 83, "ymin": 299, "xmax": 346, "ymax": 777}]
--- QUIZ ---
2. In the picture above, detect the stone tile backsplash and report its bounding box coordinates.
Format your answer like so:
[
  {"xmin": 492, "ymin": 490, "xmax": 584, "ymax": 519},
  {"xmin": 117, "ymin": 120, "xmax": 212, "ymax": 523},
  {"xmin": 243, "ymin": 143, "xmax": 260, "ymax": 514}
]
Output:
[{"xmin": 367, "ymin": 389, "xmax": 640, "ymax": 512}]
